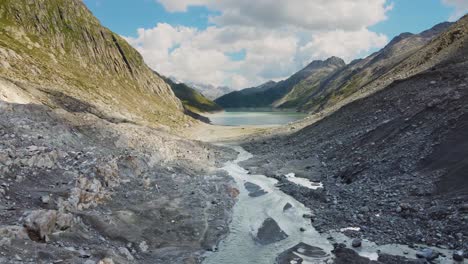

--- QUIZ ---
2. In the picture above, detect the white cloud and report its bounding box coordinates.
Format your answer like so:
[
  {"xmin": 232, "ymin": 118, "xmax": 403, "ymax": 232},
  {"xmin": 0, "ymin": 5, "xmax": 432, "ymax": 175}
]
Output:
[
  {"xmin": 130, "ymin": 1, "xmax": 393, "ymax": 88},
  {"xmin": 157, "ymin": 0, "xmax": 393, "ymax": 31},
  {"xmin": 442, "ymin": 0, "xmax": 468, "ymax": 21},
  {"xmin": 298, "ymin": 29, "xmax": 388, "ymax": 63}
]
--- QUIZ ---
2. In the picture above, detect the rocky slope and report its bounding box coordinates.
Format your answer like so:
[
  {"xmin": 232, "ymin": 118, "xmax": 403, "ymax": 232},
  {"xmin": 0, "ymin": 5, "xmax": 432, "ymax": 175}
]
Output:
[
  {"xmin": 215, "ymin": 57, "xmax": 345, "ymax": 108},
  {"xmin": 0, "ymin": 0, "xmax": 191, "ymax": 130},
  {"xmin": 242, "ymin": 15, "xmax": 468, "ymax": 263},
  {"xmin": 0, "ymin": 100, "xmax": 237, "ymax": 264},
  {"xmin": 0, "ymin": 1, "xmax": 240, "ymax": 263},
  {"xmin": 216, "ymin": 21, "xmax": 456, "ymax": 116},
  {"xmin": 294, "ymin": 22, "xmax": 454, "ymax": 113}
]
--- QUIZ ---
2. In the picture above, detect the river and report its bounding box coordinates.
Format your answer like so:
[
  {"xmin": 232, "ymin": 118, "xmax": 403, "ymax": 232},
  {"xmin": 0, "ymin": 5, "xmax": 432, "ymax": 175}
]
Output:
[{"xmin": 202, "ymin": 146, "xmax": 455, "ymax": 264}]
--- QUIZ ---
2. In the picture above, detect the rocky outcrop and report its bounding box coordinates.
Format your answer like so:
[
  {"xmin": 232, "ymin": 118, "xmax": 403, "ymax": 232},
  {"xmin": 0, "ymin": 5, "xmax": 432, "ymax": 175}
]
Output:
[{"xmin": 0, "ymin": 99, "xmax": 237, "ymax": 263}]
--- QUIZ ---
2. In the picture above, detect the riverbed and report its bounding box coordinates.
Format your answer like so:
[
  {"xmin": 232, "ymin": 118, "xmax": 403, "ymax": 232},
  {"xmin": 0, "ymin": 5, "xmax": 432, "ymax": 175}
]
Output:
[{"xmin": 202, "ymin": 145, "xmax": 456, "ymax": 264}]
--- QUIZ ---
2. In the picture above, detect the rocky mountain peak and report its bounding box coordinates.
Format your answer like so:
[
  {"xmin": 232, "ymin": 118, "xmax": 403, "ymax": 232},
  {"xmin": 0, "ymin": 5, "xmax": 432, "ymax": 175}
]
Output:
[{"xmin": 324, "ymin": 56, "xmax": 346, "ymax": 67}]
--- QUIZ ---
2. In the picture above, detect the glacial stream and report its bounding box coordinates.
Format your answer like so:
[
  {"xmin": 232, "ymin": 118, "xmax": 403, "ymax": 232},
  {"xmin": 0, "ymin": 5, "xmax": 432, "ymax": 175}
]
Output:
[{"xmin": 203, "ymin": 146, "xmax": 455, "ymax": 264}]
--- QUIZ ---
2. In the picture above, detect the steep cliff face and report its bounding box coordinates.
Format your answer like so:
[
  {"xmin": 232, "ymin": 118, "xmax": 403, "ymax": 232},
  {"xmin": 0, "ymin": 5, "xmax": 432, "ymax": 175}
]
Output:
[{"xmin": 0, "ymin": 0, "xmax": 188, "ymax": 129}]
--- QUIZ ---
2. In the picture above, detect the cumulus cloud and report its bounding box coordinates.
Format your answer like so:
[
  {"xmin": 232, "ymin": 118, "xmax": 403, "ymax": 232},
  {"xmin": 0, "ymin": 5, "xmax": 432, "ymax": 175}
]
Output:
[
  {"xmin": 130, "ymin": 0, "xmax": 393, "ymax": 88},
  {"xmin": 442, "ymin": 0, "xmax": 468, "ymax": 21},
  {"xmin": 157, "ymin": 0, "xmax": 393, "ymax": 31}
]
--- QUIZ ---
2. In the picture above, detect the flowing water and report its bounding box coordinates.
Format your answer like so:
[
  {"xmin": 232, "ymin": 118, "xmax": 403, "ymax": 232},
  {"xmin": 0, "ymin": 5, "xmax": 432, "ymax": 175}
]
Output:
[
  {"xmin": 203, "ymin": 146, "xmax": 455, "ymax": 264},
  {"xmin": 206, "ymin": 110, "xmax": 307, "ymax": 126},
  {"xmin": 203, "ymin": 145, "xmax": 333, "ymax": 264}
]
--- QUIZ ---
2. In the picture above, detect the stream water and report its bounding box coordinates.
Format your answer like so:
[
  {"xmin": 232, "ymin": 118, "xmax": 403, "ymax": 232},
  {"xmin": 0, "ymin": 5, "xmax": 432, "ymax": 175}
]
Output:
[{"xmin": 203, "ymin": 146, "xmax": 455, "ymax": 264}]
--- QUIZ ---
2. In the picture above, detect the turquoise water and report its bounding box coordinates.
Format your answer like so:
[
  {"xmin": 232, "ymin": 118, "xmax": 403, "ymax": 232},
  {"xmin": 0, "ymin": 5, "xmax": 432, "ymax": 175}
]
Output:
[{"xmin": 206, "ymin": 110, "xmax": 307, "ymax": 126}]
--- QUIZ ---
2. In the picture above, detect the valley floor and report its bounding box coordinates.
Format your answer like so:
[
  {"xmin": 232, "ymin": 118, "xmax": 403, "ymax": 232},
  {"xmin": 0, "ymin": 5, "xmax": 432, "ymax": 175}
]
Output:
[
  {"xmin": 0, "ymin": 98, "xmax": 240, "ymax": 264},
  {"xmin": 1, "ymin": 63, "xmax": 467, "ymax": 263}
]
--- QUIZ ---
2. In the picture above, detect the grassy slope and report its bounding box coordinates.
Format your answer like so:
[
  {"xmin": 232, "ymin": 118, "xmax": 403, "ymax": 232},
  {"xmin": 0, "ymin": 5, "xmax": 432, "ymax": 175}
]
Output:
[
  {"xmin": 0, "ymin": 0, "xmax": 189, "ymax": 129},
  {"xmin": 166, "ymin": 79, "xmax": 222, "ymax": 113}
]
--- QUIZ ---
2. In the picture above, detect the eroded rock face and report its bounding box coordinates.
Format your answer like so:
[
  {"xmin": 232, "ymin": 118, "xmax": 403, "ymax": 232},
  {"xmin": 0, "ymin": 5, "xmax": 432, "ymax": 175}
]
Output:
[
  {"xmin": 23, "ymin": 210, "xmax": 73, "ymax": 241},
  {"xmin": 255, "ymin": 218, "xmax": 288, "ymax": 245}
]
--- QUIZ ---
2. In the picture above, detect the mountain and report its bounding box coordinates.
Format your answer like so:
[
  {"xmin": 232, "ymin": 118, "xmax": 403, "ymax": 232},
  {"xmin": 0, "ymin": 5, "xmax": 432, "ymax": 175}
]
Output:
[
  {"xmin": 184, "ymin": 81, "xmax": 236, "ymax": 100},
  {"xmin": 215, "ymin": 57, "xmax": 345, "ymax": 108},
  {"xmin": 0, "ymin": 0, "xmax": 189, "ymax": 129},
  {"xmin": 295, "ymin": 21, "xmax": 455, "ymax": 112},
  {"xmin": 214, "ymin": 80, "xmax": 278, "ymax": 108},
  {"xmin": 163, "ymin": 77, "xmax": 223, "ymax": 113},
  {"xmin": 216, "ymin": 21, "xmax": 455, "ymax": 113},
  {"xmin": 243, "ymin": 14, "xmax": 468, "ymax": 254},
  {"xmin": 0, "ymin": 1, "xmax": 237, "ymax": 263}
]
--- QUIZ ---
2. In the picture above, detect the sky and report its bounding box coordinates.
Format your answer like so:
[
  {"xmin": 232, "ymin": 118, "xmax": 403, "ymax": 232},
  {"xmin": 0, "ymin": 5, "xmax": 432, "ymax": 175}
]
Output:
[{"xmin": 83, "ymin": 0, "xmax": 468, "ymax": 89}]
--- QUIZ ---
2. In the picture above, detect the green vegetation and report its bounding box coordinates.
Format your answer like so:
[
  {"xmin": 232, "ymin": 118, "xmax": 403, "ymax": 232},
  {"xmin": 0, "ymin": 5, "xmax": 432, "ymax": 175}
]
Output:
[
  {"xmin": 165, "ymin": 78, "xmax": 222, "ymax": 113},
  {"xmin": 0, "ymin": 0, "xmax": 190, "ymax": 129}
]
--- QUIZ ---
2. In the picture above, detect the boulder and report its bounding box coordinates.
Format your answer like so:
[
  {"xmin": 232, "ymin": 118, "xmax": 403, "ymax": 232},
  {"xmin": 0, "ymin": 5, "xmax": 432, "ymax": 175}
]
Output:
[
  {"xmin": 255, "ymin": 218, "xmax": 288, "ymax": 245},
  {"xmin": 244, "ymin": 182, "xmax": 267, "ymax": 197},
  {"xmin": 24, "ymin": 210, "xmax": 57, "ymax": 241},
  {"xmin": 276, "ymin": 243, "xmax": 328, "ymax": 264},
  {"xmin": 23, "ymin": 210, "xmax": 73, "ymax": 241},
  {"xmin": 351, "ymin": 238, "xmax": 362, "ymax": 248}
]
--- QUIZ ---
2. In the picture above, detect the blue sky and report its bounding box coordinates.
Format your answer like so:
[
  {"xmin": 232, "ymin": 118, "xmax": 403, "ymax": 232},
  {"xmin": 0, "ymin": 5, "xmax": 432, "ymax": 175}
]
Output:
[
  {"xmin": 83, "ymin": 0, "xmax": 466, "ymax": 88},
  {"xmin": 84, "ymin": 0, "xmax": 455, "ymax": 39}
]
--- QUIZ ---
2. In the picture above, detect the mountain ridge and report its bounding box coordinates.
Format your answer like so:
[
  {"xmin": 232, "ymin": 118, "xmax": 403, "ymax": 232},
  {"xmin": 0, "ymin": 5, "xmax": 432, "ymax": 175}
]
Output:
[
  {"xmin": 0, "ymin": 0, "xmax": 190, "ymax": 129},
  {"xmin": 215, "ymin": 56, "xmax": 346, "ymax": 108}
]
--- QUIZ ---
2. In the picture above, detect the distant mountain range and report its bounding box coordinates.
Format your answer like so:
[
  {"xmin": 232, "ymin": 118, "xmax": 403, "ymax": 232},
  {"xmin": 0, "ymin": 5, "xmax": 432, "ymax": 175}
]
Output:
[
  {"xmin": 216, "ymin": 21, "xmax": 457, "ymax": 113},
  {"xmin": 162, "ymin": 76, "xmax": 222, "ymax": 114},
  {"xmin": 168, "ymin": 77, "xmax": 236, "ymax": 100}
]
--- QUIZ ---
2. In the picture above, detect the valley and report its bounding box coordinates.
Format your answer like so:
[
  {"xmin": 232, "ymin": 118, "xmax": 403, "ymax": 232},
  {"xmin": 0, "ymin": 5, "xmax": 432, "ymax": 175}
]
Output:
[{"xmin": 0, "ymin": 0, "xmax": 467, "ymax": 263}]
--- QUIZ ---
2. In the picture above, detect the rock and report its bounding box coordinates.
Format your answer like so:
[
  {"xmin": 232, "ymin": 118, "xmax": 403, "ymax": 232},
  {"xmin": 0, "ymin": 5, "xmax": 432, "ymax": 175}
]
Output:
[
  {"xmin": 255, "ymin": 218, "xmax": 288, "ymax": 245},
  {"xmin": 351, "ymin": 238, "xmax": 362, "ymax": 248},
  {"xmin": 41, "ymin": 195, "xmax": 50, "ymax": 204},
  {"xmin": 55, "ymin": 212, "xmax": 73, "ymax": 230},
  {"xmin": 23, "ymin": 210, "xmax": 57, "ymax": 241},
  {"xmin": 118, "ymin": 247, "xmax": 134, "ymax": 261},
  {"xmin": 460, "ymin": 203, "xmax": 468, "ymax": 212},
  {"xmin": 283, "ymin": 203, "xmax": 293, "ymax": 211},
  {"xmin": 139, "ymin": 241, "xmax": 149, "ymax": 253},
  {"xmin": 98, "ymin": 258, "xmax": 114, "ymax": 264},
  {"xmin": 360, "ymin": 206, "xmax": 370, "ymax": 213},
  {"xmin": 276, "ymin": 243, "xmax": 328, "ymax": 264},
  {"xmin": 23, "ymin": 210, "xmax": 73, "ymax": 241},
  {"xmin": 299, "ymin": 227, "xmax": 306, "ymax": 232},
  {"xmin": 378, "ymin": 254, "xmax": 426, "ymax": 263},
  {"xmin": 78, "ymin": 249, "xmax": 91, "ymax": 258},
  {"xmin": 453, "ymin": 250, "xmax": 464, "ymax": 261},
  {"xmin": 302, "ymin": 213, "xmax": 315, "ymax": 219},
  {"xmin": 332, "ymin": 244, "xmax": 379, "ymax": 264},
  {"xmin": 0, "ymin": 225, "xmax": 29, "ymax": 244},
  {"xmin": 244, "ymin": 182, "xmax": 267, "ymax": 197},
  {"xmin": 427, "ymin": 206, "xmax": 450, "ymax": 220},
  {"xmin": 416, "ymin": 248, "xmax": 438, "ymax": 260}
]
